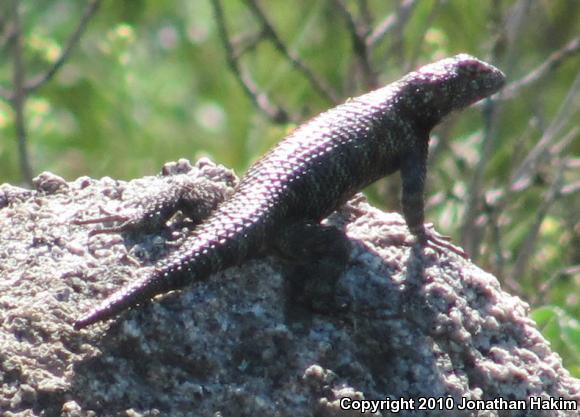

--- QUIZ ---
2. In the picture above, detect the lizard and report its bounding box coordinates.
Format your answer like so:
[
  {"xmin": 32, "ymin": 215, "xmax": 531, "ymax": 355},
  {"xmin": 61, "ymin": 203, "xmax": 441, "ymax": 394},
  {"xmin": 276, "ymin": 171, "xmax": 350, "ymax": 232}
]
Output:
[{"xmin": 73, "ymin": 54, "xmax": 505, "ymax": 330}]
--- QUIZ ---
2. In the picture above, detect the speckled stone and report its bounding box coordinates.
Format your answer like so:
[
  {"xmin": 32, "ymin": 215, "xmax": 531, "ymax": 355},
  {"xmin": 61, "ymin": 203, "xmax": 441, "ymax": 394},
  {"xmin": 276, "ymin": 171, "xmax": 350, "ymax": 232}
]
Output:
[{"xmin": 0, "ymin": 159, "xmax": 578, "ymax": 417}]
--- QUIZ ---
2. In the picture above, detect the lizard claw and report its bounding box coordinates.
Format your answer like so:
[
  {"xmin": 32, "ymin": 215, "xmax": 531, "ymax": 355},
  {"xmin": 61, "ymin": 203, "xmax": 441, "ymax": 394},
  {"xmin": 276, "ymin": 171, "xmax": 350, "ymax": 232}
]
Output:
[
  {"xmin": 73, "ymin": 214, "xmax": 140, "ymax": 236},
  {"xmin": 72, "ymin": 214, "xmax": 130, "ymax": 226},
  {"xmin": 419, "ymin": 227, "xmax": 469, "ymax": 259},
  {"xmin": 424, "ymin": 223, "xmax": 452, "ymax": 241}
]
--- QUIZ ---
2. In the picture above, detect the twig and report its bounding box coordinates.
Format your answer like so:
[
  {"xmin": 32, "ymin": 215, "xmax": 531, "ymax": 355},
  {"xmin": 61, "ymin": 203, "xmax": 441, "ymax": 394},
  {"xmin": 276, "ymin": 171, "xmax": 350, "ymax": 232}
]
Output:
[
  {"xmin": 0, "ymin": 86, "xmax": 9, "ymax": 101},
  {"xmin": 231, "ymin": 29, "xmax": 267, "ymax": 59},
  {"xmin": 243, "ymin": 0, "xmax": 339, "ymax": 103},
  {"xmin": 560, "ymin": 180, "xmax": 580, "ymax": 197},
  {"xmin": 501, "ymin": 36, "xmax": 580, "ymax": 100},
  {"xmin": 509, "ymin": 74, "xmax": 580, "ymax": 192},
  {"xmin": 479, "ymin": 126, "xmax": 533, "ymax": 285},
  {"xmin": 366, "ymin": 0, "xmax": 417, "ymax": 48},
  {"xmin": 1, "ymin": 0, "xmax": 102, "ymax": 183},
  {"xmin": 404, "ymin": 0, "xmax": 443, "ymax": 72},
  {"xmin": 564, "ymin": 157, "xmax": 580, "ymax": 169},
  {"xmin": 24, "ymin": 0, "xmax": 102, "ymax": 94},
  {"xmin": 498, "ymin": 0, "xmax": 534, "ymax": 77},
  {"xmin": 560, "ymin": 159, "xmax": 580, "ymax": 196},
  {"xmin": 0, "ymin": 14, "xmax": 13, "ymax": 49},
  {"xmin": 459, "ymin": 0, "xmax": 534, "ymax": 255},
  {"xmin": 532, "ymin": 266, "xmax": 580, "ymax": 306},
  {"xmin": 333, "ymin": 0, "xmax": 376, "ymax": 88},
  {"xmin": 357, "ymin": 0, "xmax": 373, "ymax": 33},
  {"xmin": 1, "ymin": 0, "xmax": 102, "ymax": 101},
  {"xmin": 210, "ymin": 0, "xmax": 290, "ymax": 123},
  {"xmin": 478, "ymin": 123, "xmax": 576, "ymax": 284},
  {"xmin": 0, "ymin": 13, "xmax": 16, "ymax": 101},
  {"xmin": 485, "ymin": 195, "xmax": 507, "ymax": 284},
  {"xmin": 460, "ymin": 98, "xmax": 502, "ymax": 256},
  {"xmin": 478, "ymin": 73, "xmax": 577, "ymax": 221},
  {"xmin": 387, "ymin": 0, "xmax": 417, "ymax": 65},
  {"xmin": 512, "ymin": 159, "xmax": 566, "ymax": 281},
  {"xmin": 10, "ymin": 1, "xmax": 33, "ymax": 184}
]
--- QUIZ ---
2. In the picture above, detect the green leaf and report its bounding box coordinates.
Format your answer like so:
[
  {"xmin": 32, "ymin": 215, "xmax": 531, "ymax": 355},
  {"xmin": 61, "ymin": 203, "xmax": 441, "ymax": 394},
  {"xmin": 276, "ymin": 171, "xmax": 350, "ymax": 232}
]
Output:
[{"xmin": 531, "ymin": 306, "xmax": 580, "ymax": 377}]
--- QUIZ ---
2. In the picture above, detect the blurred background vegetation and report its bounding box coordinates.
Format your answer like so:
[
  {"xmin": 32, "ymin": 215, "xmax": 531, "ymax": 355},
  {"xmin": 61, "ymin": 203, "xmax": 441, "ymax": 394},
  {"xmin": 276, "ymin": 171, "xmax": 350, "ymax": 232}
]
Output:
[{"xmin": 0, "ymin": 0, "xmax": 578, "ymax": 375}]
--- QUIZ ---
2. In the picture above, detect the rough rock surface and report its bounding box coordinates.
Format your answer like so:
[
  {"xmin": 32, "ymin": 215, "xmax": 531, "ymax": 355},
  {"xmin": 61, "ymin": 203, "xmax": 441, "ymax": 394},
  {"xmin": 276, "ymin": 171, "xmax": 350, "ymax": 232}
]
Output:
[{"xmin": 0, "ymin": 158, "xmax": 578, "ymax": 417}]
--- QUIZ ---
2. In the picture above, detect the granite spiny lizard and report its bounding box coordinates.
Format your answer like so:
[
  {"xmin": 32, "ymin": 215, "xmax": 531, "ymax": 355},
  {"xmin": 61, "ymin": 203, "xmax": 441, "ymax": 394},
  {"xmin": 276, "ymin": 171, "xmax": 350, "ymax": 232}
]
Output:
[{"xmin": 74, "ymin": 54, "xmax": 505, "ymax": 329}]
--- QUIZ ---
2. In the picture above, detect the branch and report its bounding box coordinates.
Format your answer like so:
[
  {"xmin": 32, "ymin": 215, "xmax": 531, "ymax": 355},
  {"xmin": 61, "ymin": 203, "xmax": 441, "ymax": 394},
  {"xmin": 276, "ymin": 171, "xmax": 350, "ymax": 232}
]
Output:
[
  {"xmin": 210, "ymin": 0, "xmax": 290, "ymax": 124},
  {"xmin": 230, "ymin": 28, "xmax": 266, "ymax": 58},
  {"xmin": 560, "ymin": 180, "xmax": 580, "ymax": 197},
  {"xmin": 0, "ymin": 0, "xmax": 102, "ymax": 102},
  {"xmin": 512, "ymin": 158, "xmax": 566, "ymax": 281},
  {"xmin": 357, "ymin": 0, "xmax": 373, "ymax": 32},
  {"xmin": 0, "ymin": 86, "xmax": 9, "ymax": 101},
  {"xmin": 366, "ymin": 0, "xmax": 417, "ymax": 48},
  {"xmin": 479, "ymin": 121, "xmax": 576, "ymax": 282},
  {"xmin": 501, "ymin": 36, "xmax": 580, "ymax": 100},
  {"xmin": 459, "ymin": 1, "xmax": 536, "ymax": 255},
  {"xmin": 0, "ymin": 13, "xmax": 16, "ymax": 101},
  {"xmin": 333, "ymin": 0, "xmax": 376, "ymax": 88},
  {"xmin": 243, "ymin": 0, "xmax": 339, "ymax": 103},
  {"xmin": 10, "ymin": 0, "xmax": 33, "ymax": 184},
  {"xmin": 532, "ymin": 266, "xmax": 580, "ymax": 306},
  {"xmin": 25, "ymin": 0, "xmax": 103, "ymax": 94},
  {"xmin": 0, "ymin": 12, "xmax": 13, "ymax": 49},
  {"xmin": 484, "ymin": 195, "xmax": 508, "ymax": 286},
  {"xmin": 404, "ymin": 0, "xmax": 443, "ymax": 72},
  {"xmin": 460, "ymin": 98, "xmax": 503, "ymax": 256},
  {"xmin": 509, "ymin": 74, "xmax": 580, "ymax": 192}
]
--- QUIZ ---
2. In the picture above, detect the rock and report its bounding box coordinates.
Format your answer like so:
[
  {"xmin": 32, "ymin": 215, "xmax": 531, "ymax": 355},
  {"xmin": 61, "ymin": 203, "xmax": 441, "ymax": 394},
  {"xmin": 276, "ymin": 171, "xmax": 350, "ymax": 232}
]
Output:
[{"xmin": 0, "ymin": 159, "xmax": 578, "ymax": 417}]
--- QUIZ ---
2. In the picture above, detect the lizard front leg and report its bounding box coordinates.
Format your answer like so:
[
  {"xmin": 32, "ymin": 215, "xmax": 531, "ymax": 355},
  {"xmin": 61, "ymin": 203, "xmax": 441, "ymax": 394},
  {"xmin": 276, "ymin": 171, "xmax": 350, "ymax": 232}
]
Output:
[{"xmin": 400, "ymin": 144, "xmax": 469, "ymax": 259}]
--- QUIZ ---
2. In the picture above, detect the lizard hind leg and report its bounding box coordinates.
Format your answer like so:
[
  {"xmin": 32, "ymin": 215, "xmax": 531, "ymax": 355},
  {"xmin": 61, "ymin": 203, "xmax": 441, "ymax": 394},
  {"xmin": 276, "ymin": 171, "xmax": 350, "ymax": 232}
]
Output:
[
  {"xmin": 73, "ymin": 177, "xmax": 232, "ymax": 237},
  {"xmin": 272, "ymin": 221, "xmax": 351, "ymax": 319}
]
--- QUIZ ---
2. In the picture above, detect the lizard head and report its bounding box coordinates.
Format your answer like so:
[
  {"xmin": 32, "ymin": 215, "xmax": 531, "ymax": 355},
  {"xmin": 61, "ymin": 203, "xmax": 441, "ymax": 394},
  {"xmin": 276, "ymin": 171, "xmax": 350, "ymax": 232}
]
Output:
[{"xmin": 401, "ymin": 54, "xmax": 506, "ymax": 129}]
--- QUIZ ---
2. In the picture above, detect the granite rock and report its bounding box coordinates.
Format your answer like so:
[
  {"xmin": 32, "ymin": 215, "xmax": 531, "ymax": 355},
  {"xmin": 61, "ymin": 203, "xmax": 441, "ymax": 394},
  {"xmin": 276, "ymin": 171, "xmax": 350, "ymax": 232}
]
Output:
[{"xmin": 0, "ymin": 159, "xmax": 578, "ymax": 417}]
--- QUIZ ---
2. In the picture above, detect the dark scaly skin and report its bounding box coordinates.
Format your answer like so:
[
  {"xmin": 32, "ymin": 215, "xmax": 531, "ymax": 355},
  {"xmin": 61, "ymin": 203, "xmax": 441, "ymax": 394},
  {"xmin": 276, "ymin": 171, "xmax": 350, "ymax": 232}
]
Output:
[{"xmin": 74, "ymin": 54, "xmax": 505, "ymax": 329}]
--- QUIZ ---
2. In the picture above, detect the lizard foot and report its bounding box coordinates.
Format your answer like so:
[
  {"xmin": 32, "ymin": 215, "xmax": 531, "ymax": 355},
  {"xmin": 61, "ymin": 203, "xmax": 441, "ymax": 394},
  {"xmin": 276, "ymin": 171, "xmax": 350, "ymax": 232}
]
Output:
[
  {"xmin": 73, "ymin": 213, "xmax": 137, "ymax": 236},
  {"xmin": 418, "ymin": 226, "xmax": 469, "ymax": 259}
]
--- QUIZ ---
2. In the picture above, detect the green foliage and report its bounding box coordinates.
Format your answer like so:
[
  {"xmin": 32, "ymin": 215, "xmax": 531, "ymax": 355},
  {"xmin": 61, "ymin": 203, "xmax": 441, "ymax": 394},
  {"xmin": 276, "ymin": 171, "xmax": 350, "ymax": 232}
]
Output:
[{"xmin": 532, "ymin": 306, "xmax": 580, "ymax": 377}]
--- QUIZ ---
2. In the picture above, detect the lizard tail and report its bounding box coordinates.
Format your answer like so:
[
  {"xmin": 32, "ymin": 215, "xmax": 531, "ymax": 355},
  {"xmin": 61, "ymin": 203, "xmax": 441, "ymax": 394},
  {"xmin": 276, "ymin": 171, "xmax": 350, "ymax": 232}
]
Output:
[
  {"xmin": 74, "ymin": 251, "xmax": 216, "ymax": 330},
  {"xmin": 74, "ymin": 277, "xmax": 144, "ymax": 329},
  {"xmin": 73, "ymin": 214, "xmax": 259, "ymax": 329}
]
